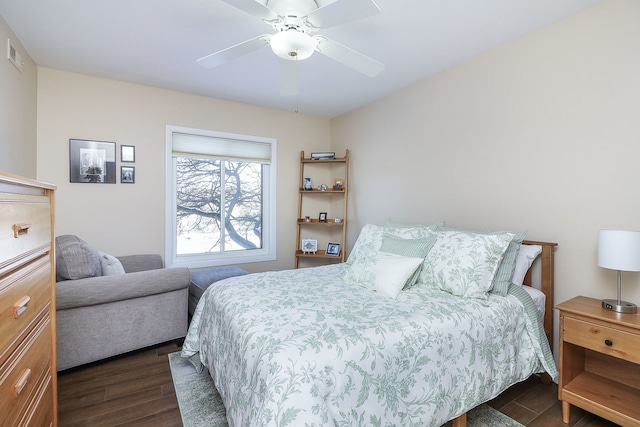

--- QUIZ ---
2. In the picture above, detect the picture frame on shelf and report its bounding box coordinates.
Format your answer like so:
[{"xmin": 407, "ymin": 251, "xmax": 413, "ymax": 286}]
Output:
[
  {"xmin": 121, "ymin": 166, "xmax": 135, "ymax": 183},
  {"xmin": 69, "ymin": 138, "xmax": 116, "ymax": 184},
  {"xmin": 326, "ymin": 242, "xmax": 341, "ymax": 256},
  {"xmin": 333, "ymin": 178, "xmax": 343, "ymax": 190},
  {"xmin": 319, "ymin": 212, "xmax": 327, "ymax": 222},
  {"xmin": 310, "ymin": 152, "xmax": 335, "ymax": 160},
  {"xmin": 301, "ymin": 239, "xmax": 318, "ymax": 254},
  {"xmin": 121, "ymin": 145, "xmax": 135, "ymax": 162},
  {"xmin": 303, "ymin": 177, "xmax": 313, "ymax": 190}
]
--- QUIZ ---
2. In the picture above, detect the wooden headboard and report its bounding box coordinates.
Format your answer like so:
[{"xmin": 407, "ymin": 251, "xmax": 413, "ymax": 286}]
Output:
[{"xmin": 521, "ymin": 240, "xmax": 557, "ymax": 384}]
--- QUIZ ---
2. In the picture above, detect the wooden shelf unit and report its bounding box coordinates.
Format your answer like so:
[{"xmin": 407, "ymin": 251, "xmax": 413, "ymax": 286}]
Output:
[
  {"xmin": 295, "ymin": 150, "xmax": 349, "ymax": 268},
  {"xmin": 556, "ymin": 296, "xmax": 640, "ymax": 426}
]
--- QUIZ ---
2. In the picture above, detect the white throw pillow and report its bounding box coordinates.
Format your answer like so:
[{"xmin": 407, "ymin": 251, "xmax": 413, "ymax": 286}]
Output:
[
  {"xmin": 372, "ymin": 252, "xmax": 424, "ymax": 298},
  {"xmin": 98, "ymin": 251, "xmax": 126, "ymax": 276},
  {"xmin": 512, "ymin": 245, "xmax": 542, "ymax": 286}
]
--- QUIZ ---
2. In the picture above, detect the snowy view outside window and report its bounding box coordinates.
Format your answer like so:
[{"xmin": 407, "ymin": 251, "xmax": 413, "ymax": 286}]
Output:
[{"xmin": 175, "ymin": 157, "xmax": 263, "ymax": 255}]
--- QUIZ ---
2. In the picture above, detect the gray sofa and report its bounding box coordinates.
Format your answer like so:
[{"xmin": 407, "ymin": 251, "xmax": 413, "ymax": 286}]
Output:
[{"xmin": 55, "ymin": 236, "xmax": 191, "ymax": 371}]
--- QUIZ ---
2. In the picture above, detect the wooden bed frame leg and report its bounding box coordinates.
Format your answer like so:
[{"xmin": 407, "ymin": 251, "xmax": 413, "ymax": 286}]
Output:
[{"xmin": 452, "ymin": 412, "xmax": 467, "ymax": 427}]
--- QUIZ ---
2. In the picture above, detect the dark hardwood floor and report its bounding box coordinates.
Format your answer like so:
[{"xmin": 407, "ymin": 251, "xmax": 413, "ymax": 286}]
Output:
[{"xmin": 57, "ymin": 342, "xmax": 620, "ymax": 426}]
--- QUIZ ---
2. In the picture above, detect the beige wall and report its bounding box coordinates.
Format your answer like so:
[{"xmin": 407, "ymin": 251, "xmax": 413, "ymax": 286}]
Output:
[
  {"xmin": 0, "ymin": 15, "xmax": 37, "ymax": 178},
  {"xmin": 332, "ymin": 0, "xmax": 640, "ymax": 341},
  {"xmin": 36, "ymin": 68, "xmax": 330, "ymax": 272}
]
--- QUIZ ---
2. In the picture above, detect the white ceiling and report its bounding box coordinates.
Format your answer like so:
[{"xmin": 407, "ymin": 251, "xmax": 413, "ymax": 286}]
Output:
[{"xmin": 0, "ymin": 0, "xmax": 603, "ymax": 118}]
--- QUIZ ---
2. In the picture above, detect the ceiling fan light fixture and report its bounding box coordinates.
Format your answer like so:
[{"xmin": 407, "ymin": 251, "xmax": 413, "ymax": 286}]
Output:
[{"xmin": 270, "ymin": 30, "xmax": 317, "ymax": 61}]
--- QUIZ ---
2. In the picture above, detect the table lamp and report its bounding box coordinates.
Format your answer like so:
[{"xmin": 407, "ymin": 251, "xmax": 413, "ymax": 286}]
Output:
[{"xmin": 597, "ymin": 229, "xmax": 640, "ymax": 314}]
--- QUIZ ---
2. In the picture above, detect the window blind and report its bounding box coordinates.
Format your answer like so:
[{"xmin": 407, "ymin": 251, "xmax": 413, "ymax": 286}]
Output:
[{"xmin": 172, "ymin": 132, "xmax": 271, "ymax": 163}]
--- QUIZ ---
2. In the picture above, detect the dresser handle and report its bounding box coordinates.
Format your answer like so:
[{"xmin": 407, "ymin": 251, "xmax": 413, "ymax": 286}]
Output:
[
  {"xmin": 14, "ymin": 369, "xmax": 31, "ymax": 398},
  {"xmin": 604, "ymin": 339, "xmax": 613, "ymax": 346},
  {"xmin": 12, "ymin": 223, "xmax": 30, "ymax": 238},
  {"xmin": 13, "ymin": 296, "xmax": 31, "ymax": 319}
]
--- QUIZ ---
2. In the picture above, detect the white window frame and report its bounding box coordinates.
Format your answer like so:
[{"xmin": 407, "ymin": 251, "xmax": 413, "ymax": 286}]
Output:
[{"xmin": 165, "ymin": 125, "xmax": 276, "ymax": 268}]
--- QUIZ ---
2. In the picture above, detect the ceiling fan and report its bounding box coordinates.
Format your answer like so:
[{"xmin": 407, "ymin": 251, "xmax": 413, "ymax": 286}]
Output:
[{"xmin": 197, "ymin": 0, "xmax": 385, "ymax": 95}]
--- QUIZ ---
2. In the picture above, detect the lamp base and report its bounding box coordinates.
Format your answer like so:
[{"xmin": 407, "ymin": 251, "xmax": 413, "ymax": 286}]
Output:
[{"xmin": 602, "ymin": 298, "xmax": 637, "ymax": 314}]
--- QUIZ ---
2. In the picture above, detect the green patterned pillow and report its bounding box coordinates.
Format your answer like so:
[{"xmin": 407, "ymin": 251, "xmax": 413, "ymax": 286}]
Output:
[
  {"xmin": 383, "ymin": 219, "xmax": 445, "ymax": 239},
  {"xmin": 420, "ymin": 230, "xmax": 514, "ymax": 300},
  {"xmin": 490, "ymin": 231, "xmax": 527, "ymax": 295},
  {"xmin": 439, "ymin": 227, "xmax": 527, "ymax": 296},
  {"xmin": 346, "ymin": 222, "xmax": 442, "ymax": 266},
  {"xmin": 345, "ymin": 224, "xmax": 385, "ymax": 266},
  {"xmin": 379, "ymin": 233, "xmax": 437, "ymax": 288}
]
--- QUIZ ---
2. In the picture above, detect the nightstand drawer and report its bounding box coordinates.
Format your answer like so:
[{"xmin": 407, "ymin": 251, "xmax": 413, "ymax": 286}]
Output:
[{"xmin": 564, "ymin": 317, "xmax": 640, "ymax": 364}]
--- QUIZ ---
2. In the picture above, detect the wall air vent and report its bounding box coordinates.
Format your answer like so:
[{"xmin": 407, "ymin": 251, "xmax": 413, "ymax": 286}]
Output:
[{"xmin": 7, "ymin": 39, "xmax": 23, "ymax": 72}]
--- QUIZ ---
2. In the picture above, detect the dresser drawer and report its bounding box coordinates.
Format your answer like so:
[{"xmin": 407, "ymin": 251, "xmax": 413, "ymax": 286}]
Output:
[
  {"xmin": 0, "ymin": 256, "xmax": 51, "ymax": 366},
  {"xmin": 13, "ymin": 368, "xmax": 53, "ymax": 427},
  {"xmin": 0, "ymin": 193, "xmax": 51, "ymax": 268},
  {"xmin": 0, "ymin": 315, "xmax": 52, "ymax": 425},
  {"xmin": 564, "ymin": 316, "xmax": 640, "ymax": 364}
]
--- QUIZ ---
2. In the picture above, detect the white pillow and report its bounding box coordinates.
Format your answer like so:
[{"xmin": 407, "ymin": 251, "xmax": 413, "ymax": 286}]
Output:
[
  {"xmin": 512, "ymin": 245, "xmax": 542, "ymax": 286},
  {"xmin": 371, "ymin": 252, "xmax": 424, "ymax": 298},
  {"xmin": 522, "ymin": 285, "xmax": 546, "ymax": 324},
  {"xmin": 98, "ymin": 251, "xmax": 126, "ymax": 276},
  {"xmin": 420, "ymin": 230, "xmax": 513, "ymax": 300}
]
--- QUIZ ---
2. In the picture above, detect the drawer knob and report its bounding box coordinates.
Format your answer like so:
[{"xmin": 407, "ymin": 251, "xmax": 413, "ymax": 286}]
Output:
[
  {"xmin": 12, "ymin": 223, "xmax": 30, "ymax": 238},
  {"xmin": 13, "ymin": 368, "xmax": 31, "ymax": 398},
  {"xmin": 13, "ymin": 296, "xmax": 31, "ymax": 319},
  {"xmin": 604, "ymin": 339, "xmax": 613, "ymax": 346}
]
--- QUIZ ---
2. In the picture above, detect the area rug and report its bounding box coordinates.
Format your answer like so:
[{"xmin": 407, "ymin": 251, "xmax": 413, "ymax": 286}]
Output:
[{"xmin": 169, "ymin": 352, "xmax": 523, "ymax": 427}]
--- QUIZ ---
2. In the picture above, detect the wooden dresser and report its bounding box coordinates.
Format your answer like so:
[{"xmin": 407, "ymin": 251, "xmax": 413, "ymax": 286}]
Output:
[{"xmin": 0, "ymin": 173, "xmax": 57, "ymax": 426}]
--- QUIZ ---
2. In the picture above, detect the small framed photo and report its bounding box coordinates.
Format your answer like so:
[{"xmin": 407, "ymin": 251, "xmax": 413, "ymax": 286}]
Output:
[
  {"xmin": 121, "ymin": 166, "xmax": 135, "ymax": 183},
  {"xmin": 121, "ymin": 145, "xmax": 135, "ymax": 162},
  {"xmin": 333, "ymin": 178, "xmax": 343, "ymax": 190},
  {"xmin": 301, "ymin": 239, "xmax": 318, "ymax": 254},
  {"xmin": 303, "ymin": 177, "xmax": 313, "ymax": 190},
  {"xmin": 319, "ymin": 212, "xmax": 327, "ymax": 222},
  {"xmin": 326, "ymin": 242, "xmax": 341, "ymax": 256}
]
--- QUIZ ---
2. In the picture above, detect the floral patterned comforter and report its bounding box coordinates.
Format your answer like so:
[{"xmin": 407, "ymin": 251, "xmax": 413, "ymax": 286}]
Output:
[{"xmin": 181, "ymin": 263, "xmax": 557, "ymax": 427}]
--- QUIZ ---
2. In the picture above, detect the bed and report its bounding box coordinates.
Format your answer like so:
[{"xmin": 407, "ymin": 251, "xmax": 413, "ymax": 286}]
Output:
[{"xmin": 182, "ymin": 223, "xmax": 558, "ymax": 427}]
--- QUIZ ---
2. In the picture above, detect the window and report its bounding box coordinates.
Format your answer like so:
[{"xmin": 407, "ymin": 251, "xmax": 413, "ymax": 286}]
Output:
[{"xmin": 165, "ymin": 125, "xmax": 276, "ymax": 268}]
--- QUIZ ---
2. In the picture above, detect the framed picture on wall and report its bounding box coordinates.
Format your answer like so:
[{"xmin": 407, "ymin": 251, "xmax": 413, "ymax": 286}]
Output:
[
  {"xmin": 121, "ymin": 145, "xmax": 135, "ymax": 162},
  {"xmin": 69, "ymin": 139, "xmax": 116, "ymax": 183},
  {"xmin": 121, "ymin": 166, "xmax": 135, "ymax": 183}
]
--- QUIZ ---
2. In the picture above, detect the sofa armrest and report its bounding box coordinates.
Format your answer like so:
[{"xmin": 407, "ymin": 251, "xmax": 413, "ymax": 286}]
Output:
[
  {"xmin": 56, "ymin": 267, "xmax": 190, "ymax": 310},
  {"xmin": 117, "ymin": 254, "xmax": 163, "ymax": 273}
]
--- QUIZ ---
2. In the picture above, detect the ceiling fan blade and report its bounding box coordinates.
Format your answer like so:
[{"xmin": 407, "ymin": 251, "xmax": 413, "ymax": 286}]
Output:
[
  {"xmin": 315, "ymin": 36, "xmax": 384, "ymax": 77},
  {"xmin": 197, "ymin": 35, "xmax": 270, "ymax": 69},
  {"xmin": 280, "ymin": 60, "xmax": 300, "ymax": 96},
  {"xmin": 306, "ymin": 0, "xmax": 380, "ymax": 30},
  {"xmin": 221, "ymin": 0, "xmax": 277, "ymax": 21}
]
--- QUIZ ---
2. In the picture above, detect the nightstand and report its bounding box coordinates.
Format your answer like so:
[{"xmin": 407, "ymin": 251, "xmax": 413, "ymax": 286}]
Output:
[{"xmin": 556, "ymin": 296, "xmax": 640, "ymax": 426}]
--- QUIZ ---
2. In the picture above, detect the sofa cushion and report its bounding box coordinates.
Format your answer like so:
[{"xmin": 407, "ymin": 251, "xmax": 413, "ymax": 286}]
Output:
[
  {"xmin": 98, "ymin": 251, "xmax": 126, "ymax": 276},
  {"xmin": 56, "ymin": 235, "xmax": 102, "ymax": 281},
  {"xmin": 56, "ymin": 267, "xmax": 191, "ymax": 310}
]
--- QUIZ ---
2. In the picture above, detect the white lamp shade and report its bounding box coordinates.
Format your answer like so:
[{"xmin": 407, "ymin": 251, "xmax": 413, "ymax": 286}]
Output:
[
  {"xmin": 598, "ymin": 229, "xmax": 640, "ymax": 271},
  {"xmin": 270, "ymin": 30, "xmax": 317, "ymax": 61}
]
